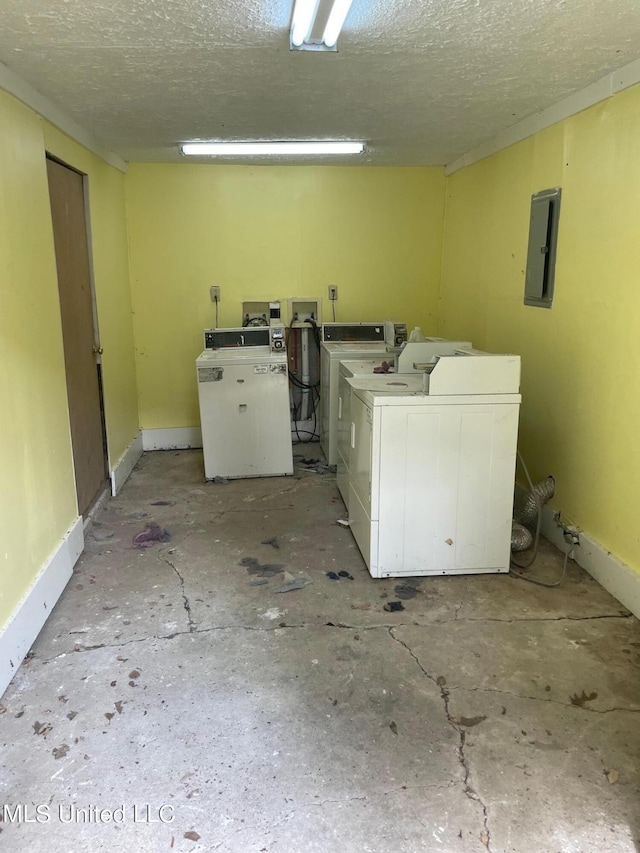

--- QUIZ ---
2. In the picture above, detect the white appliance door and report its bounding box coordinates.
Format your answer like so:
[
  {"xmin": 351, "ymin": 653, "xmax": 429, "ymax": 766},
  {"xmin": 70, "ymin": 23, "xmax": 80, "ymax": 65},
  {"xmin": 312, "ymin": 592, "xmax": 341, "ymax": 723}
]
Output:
[
  {"xmin": 376, "ymin": 403, "xmax": 519, "ymax": 575},
  {"xmin": 336, "ymin": 370, "xmax": 352, "ymax": 505},
  {"xmin": 321, "ymin": 345, "xmax": 389, "ymax": 465},
  {"xmin": 198, "ymin": 359, "xmax": 293, "ymax": 479},
  {"xmin": 319, "ymin": 346, "xmax": 331, "ymax": 460}
]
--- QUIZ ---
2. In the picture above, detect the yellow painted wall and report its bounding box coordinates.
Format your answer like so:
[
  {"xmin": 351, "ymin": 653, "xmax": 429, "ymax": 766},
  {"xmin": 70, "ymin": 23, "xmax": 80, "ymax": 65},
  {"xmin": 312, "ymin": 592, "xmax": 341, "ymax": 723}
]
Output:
[
  {"xmin": 0, "ymin": 87, "xmax": 138, "ymax": 630},
  {"xmin": 125, "ymin": 164, "xmax": 445, "ymax": 428},
  {"xmin": 0, "ymin": 91, "xmax": 78, "ymax": 626},
  {"xmin": 440, "ymin": 85, "xmax": 640, "ymax": 574},
  {"xmin": 7, "ymin": 58, "xmax": 637, "ymax": 635}
]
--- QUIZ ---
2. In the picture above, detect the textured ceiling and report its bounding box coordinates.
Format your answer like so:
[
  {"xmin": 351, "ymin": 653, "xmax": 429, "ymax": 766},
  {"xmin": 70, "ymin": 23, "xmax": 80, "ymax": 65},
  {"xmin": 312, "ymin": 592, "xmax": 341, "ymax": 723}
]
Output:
[{"xmin": 1, "ymin": 0, "xmax": 640, "ymax": 165}]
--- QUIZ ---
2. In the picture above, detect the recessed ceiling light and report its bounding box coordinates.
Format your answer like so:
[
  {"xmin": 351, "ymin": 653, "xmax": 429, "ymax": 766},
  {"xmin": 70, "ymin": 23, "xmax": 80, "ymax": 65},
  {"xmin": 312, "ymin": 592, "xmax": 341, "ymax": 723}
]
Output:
[{"xmin": 180, "ymin": 141, "xmax": 365, "ymax": 156}]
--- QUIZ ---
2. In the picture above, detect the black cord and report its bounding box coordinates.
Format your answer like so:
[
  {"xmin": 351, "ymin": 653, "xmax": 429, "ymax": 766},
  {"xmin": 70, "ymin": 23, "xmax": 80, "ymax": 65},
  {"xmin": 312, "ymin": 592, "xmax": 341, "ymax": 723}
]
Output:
[
  {"xmin": 306, "ymin": 316, "xmax": 322, "ymax": 351},
  {"xmin": 287, "ymin": 321, "xmax": 321, "ymax": 443},
  {"xmin": 289, "ymin": 373, "xmax": 320, "ymax": 390},
  {"xmin": 291, "ymin": 398, "xmax": 306, "ymax": 444},
  {"xmin": 307, "ymin": 384, "xmax": 321, "ymax": 441},
  {"xmin": 291, "ymin": 380, "xmax": 320, "ymax": 443}
]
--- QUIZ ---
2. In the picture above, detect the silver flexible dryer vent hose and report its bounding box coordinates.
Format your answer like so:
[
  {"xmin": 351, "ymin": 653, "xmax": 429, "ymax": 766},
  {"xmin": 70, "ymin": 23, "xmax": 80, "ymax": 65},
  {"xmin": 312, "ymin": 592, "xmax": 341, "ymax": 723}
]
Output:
[
  {"xmin": 511, "ymin": 522, "xmax": 533, "ymax": 552},
  {"xmin": 510, "ymin": 461, "xmax": 570, "ymax": 588},
  {"xmin": 515, "ymin": 475, "xmax": 556, "ymax": 527}
]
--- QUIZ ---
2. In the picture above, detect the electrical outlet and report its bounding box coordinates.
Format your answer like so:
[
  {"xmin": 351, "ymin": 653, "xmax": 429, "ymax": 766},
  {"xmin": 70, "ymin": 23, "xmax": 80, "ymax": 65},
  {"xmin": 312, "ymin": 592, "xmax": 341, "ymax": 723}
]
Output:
[
  {"xmin": 563, "ymin": 528, "xmax": 580, "ymax": 546},
  {"xmin": 210, "ymin": 286, "xmax": 220, "ymax": 302},
  {"xmin": 328, "ymin": 285, "xmax": 338, "ymax": 301},
  {"xmin": 554, "ymin": 512, "xmax": 580, "ymax": 546}
]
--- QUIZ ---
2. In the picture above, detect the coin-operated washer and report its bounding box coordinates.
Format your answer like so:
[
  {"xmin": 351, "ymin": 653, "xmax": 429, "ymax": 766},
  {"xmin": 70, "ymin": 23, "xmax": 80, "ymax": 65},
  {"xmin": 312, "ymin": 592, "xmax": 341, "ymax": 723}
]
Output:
[
  {"xmin": 335, "ymin": 339, "xmax": 472, "ymax": 509},
  {"xmin": 196, "ymin": 326, "xmax": 293, "ymax": 480},
  {"xmin": 320, "ymin": 322, "xmax": 407, "ymax": 465}
]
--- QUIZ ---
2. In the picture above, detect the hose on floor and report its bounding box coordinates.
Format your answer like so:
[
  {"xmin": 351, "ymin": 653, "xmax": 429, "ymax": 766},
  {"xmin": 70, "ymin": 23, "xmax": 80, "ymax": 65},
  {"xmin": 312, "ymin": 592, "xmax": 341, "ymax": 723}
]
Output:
[{"xmin": 510, "ymin": 451, "xmax": 573, "ymax": 588}]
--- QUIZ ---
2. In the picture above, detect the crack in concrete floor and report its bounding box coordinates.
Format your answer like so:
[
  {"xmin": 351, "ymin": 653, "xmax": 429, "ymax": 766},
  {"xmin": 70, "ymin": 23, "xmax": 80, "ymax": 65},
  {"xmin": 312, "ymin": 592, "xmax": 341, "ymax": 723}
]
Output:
[
  {"xmin": 389, "ymin": 627, "xmax": 494, "ymax": 851},
  {"xmin": 29, "ymin": 614, "xmax": 640, "ymax": 717},
  {"xmin": 3, "ymin": 450, "xmax": 639, "ymax": 852},
  {"xmin": 458, "ymin": 684, "xmax": 640, "ymax": 714},
  {"xmin": 160, "ymin": 553, "xmax": 195, "ymax": 632}
]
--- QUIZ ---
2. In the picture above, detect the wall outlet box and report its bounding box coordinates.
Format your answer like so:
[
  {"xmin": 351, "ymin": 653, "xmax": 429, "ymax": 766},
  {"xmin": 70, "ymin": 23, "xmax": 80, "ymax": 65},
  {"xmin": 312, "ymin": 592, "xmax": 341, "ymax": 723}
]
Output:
[
  {"xmin": 328, "ymin": 285, "xmax": 338, "ymax": 301},
  {"xmin": 210, "ymin": 286, "xmax": 220, "ymax": 302},
  {"xmin": 287, "ymin": 297, "xmax": 322, "ymax": 327}
]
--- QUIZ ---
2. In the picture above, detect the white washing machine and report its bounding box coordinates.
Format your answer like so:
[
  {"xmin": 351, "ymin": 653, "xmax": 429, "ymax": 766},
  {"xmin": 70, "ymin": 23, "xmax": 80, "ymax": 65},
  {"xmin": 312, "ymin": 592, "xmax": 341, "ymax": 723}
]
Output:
[
  {"xmin": 320, "ymin": 322, "xmax": 397, "ymax": 465},
  {"xmin": 335, "ymin": 341, "xmax": 473, "ymax": 508},
  {"xmin": 347, "ymin": 350, "xmax": 522, "ymax": 577},
  {"xmin": 196, "ymin": 326, "xmax": 293, "ymax": 480},
  {"xmin": 336, "ymin": 370, "xmax": 425, "ymax": 507}
]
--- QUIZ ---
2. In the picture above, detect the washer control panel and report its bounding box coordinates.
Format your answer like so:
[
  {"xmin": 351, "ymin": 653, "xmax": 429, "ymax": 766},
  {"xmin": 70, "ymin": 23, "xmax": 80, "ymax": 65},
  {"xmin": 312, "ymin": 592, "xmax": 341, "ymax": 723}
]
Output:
[
  {"xmin": 270, "ymin": 326, "xmax": 285, "ymax": 352},
  {"xmin": 386, "ymin": 322, "xmax": 408, "ymax": 347}
]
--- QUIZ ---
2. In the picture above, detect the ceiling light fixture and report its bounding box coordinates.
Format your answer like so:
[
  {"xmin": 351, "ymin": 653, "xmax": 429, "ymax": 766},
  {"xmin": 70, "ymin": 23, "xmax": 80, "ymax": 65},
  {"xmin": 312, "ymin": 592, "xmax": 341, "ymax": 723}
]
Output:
[
  {"xmin": 180, "ymin": 141, "xmax": 365, "ymax": 156},
  {"xmin": 290, "ymin": 0, "xmax": 354, "ymax": 51}
]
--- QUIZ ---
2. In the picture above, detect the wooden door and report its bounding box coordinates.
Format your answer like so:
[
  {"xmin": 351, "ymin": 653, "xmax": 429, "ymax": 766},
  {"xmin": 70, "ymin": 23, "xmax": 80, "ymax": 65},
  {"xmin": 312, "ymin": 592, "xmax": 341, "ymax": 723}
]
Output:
[{"xmin": 46, "ymin": 156, "xmax": 108, "ymax": 515}]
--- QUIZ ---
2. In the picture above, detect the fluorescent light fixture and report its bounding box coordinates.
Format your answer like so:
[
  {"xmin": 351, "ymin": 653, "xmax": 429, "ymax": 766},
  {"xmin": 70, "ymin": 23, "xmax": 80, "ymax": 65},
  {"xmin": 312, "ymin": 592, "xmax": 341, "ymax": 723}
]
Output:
[
  {"xmin": 323, "ymin": 0, "xmax": 353, "ymax": 48},
  {"xmin": 291, "ymin": 0, "xmax": 317, "ymax": 47},
  {"xmin": 181, "ymin": 141, "xmax": 365, "ymax": 156},
  {"xmin": 290, "ymin": 0, "xmax": 354, "ymax": 51}
]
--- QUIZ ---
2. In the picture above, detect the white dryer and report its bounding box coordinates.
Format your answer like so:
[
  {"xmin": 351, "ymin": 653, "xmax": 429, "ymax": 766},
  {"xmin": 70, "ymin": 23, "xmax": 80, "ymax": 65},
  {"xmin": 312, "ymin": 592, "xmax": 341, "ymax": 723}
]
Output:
[
  {"xmin": 336, "ymin": 370, "xmax": 425, "ymax": 508},
  {"xmin": 335, "ymin": 341, "xmax": 473, "ymax": 508},
  {"xmin": 347, "ymin": 350, "xmax": 522, "ymax": 577},
  {"xmin": 320, "ymin": 322, "xmax": 393, "ymax": 465},
  {"xmin": 196, "ymin": 326, "xmax": 293, "ymax": 480}
]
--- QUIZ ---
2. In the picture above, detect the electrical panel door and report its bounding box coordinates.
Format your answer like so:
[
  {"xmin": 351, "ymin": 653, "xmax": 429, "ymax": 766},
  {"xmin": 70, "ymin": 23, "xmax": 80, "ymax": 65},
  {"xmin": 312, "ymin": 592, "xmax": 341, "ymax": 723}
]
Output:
[{"xmin": 524, "ymin": 187, "xmax": 562, "ymax": 308}]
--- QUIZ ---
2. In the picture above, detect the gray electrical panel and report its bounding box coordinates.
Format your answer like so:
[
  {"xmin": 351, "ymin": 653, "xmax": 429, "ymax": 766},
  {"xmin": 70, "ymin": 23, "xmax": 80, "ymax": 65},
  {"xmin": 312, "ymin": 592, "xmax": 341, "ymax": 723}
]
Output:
[{"xmin": 524, "ymin": 187, "xmax": 561, "ymax": 308}]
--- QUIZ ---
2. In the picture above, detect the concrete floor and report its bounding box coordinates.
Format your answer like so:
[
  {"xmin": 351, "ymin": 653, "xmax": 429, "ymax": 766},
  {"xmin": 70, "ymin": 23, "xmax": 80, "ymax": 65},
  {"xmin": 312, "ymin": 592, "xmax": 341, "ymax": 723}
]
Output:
[{"xmin": 1, "ymin": 449, "xmax": 639, "ymax": 853}]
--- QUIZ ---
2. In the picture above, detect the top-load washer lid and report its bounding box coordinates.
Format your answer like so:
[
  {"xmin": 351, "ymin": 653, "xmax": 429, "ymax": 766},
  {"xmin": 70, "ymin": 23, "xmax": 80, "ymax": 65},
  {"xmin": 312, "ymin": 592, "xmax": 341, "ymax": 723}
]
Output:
[
  {"xmin": 339, "ymin": 358, "xmax": 395, "ymax": 378},
  {"xmin": 321, "ymin": 322, "xmax": 386, "ymax": 343},
  {"xmin": 322, "ymin": 342, "xmax": 391, "ymax": 356},
  {"xmin": 347, "ymin": 374, "xmax": 425, "ymax": 395},
  {"xmin": 196, "ymin": 346, "xmax": 276, "ymax": 364}
]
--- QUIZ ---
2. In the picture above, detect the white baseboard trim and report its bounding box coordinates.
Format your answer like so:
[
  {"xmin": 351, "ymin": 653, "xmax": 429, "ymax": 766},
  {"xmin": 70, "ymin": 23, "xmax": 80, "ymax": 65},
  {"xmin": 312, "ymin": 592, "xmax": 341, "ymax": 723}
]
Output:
[
  {"xmin": 109, "ymin": 431, "xmax": 143, "ymax": 496},
  {"xmin": 142, "ymin": 427, "xmax": 203, "ymax": 451},
  {"xmin": 0, "ymin": 516, "xmax": 84, "ymax": 698},
  {"xmin": 514, "ymin": 485, "xmax": 640, "ymax": 618},
  {"xmin": 538, "ymin": 504, "xmax": 640, "ymax": 619},
  {"xmin": 142, "ymin": 425, "xmax": 316, "ymax": 451}
]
